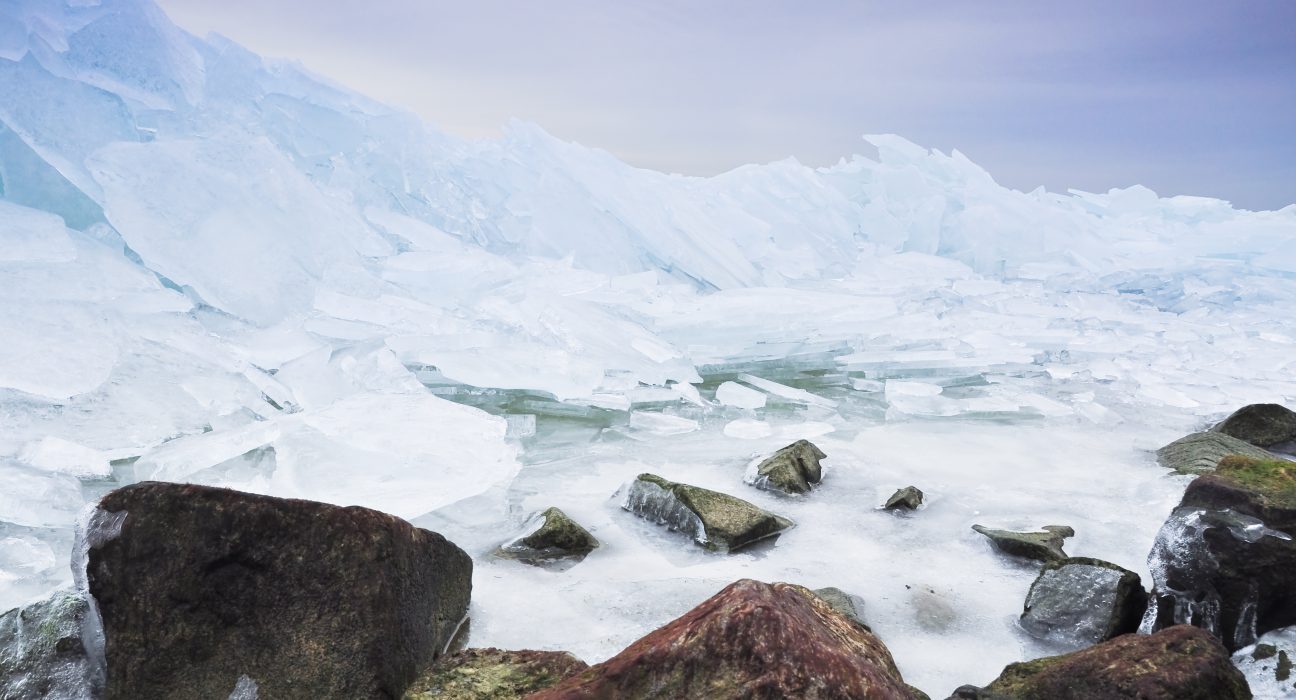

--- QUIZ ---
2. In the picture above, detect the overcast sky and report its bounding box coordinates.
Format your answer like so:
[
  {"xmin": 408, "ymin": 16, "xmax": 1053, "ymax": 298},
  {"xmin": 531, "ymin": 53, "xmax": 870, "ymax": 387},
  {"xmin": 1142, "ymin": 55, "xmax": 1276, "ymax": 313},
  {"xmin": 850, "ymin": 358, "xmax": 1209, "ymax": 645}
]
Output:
[{"xmin": 155, "ymin": 0, "xmax": 1296, "ymax": 210}]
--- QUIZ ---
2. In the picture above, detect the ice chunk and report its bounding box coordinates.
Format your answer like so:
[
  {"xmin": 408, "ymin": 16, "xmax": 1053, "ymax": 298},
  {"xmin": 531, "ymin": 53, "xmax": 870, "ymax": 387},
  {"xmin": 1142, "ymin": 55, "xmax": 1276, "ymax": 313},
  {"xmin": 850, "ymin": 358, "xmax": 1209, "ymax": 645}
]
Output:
[
  {"xmin": 736, "ymin": 373, "xmax": 837, "ymax": 408},
  {"xmin": 715, "ymin": 381, "xmax": 766, "ymax": 409},
  {"xmin": 18, "ymin": 437, "xmax": 111, "ymax": 478},
  {"xmin": 629, "ymin": 411, "xmax": 700, "ymax": 436},
  {"xmin": 724, "ymin": 419, "xmax": 772, "ymax": 439}
]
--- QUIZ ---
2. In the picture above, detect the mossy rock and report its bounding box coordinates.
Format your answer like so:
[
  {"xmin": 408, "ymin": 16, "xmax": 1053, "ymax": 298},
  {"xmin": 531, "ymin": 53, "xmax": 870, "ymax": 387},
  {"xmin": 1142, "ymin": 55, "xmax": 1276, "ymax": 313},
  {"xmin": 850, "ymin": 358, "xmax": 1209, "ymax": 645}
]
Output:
[
  {"xmin": 1212, "ymin": 403, "xmax": 1296, "ymax": 448},
  {"xmin": 972, "ymin": 524, "xmax": 1073, "ymax": 563},
  {"xmin": 0, "ymin": 589, "xmax": 103, "ymax": 699},
  {"xmin": 885, "ymin": 486, "xmax": 924, "ymax": 511},
  {"xmin": 495, "ymin": 507, "xmax": 598, "ymax": 565},
  {"xmin": 1209, "ymin": 455, "xmax": 1296, "ymax": 510},
  {"xmin": 747, "ymin": 439, "xmax": 826, "ymax": 495},
  {"xmin": 1156, "ymin": 431, "xmax": 1275, "ymax": 475},
  {"xmin": 404, "ymin": 648, "xmax": 587, "ymax": 699},
  {"xmin": 624, "ymin": 474, "xmax": 795, "ymax": 552}
]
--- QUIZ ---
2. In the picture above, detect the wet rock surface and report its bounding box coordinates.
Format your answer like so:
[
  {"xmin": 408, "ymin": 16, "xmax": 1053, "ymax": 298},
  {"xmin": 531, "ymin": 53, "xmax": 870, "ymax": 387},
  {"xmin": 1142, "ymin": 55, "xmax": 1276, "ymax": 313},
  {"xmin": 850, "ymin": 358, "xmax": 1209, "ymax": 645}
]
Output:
[
  {"xmin": 622, "ymin": 473, "xmax": 794, "ymax": 552},
  {"xmin": 885, "ymin": 486, "xmax": 924, "ymax": 510},
  {"xmin": 530, "ymin": 579, "xmax": 918, "ymax": 699},
  {"xmin": 1156, "ymin": 431, "xmax": 1275, "ymax": 475},
  {"xmin": 1145, "ymin": 455, "xmax": 1296, "ymax": 650},
  {"xmin": 403, "ymin": 648, "xmax": 587, "ymax": 699},
  {"xmin": 86, "ymin": 481, "xmax": 473, "ymax": 700},
  {"xmin": 0, "ymin": 588, "xmax": 103, "ymax": 700},
  {"xmin": 972, "ymin": 525, "xmax": 1073, "ymax": 563},
  {"xmin": 1020, "ymin": 557, "xmax": 1146, "ymax": 648},
  {"xmin": 960, "ymin": 625, "xmax": 1250, "ymax": 700},
  {"xmin": 746, "ymin": 439, "xmax": 827, "ymax": 495},
  {"xmin": 1213, "ymin": 404, "xmax": 1296, "ymax": 449},
  {"xmin": 495, "ymin": 507, "xmax": 598, "ymax": 565}
]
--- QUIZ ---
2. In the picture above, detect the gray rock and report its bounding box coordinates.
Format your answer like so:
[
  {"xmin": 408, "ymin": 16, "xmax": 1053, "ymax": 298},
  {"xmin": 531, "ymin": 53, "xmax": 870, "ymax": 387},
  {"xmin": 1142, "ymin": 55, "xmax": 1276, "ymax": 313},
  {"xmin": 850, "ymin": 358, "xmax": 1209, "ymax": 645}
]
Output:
[
  {"xmin": 495, "ymin": 507, "xmax": 598, "ymax": 565},
  {"xmin": 0, "ymin": 589, "xmax": 104, "ymax": 700},
  {"xmin": 1212, "ymin": 403, "xmax": 1296, "ymax": 448},
  {"xmin": 972, "ymin": 524, "xmax": 1074, "ymax": 563},
  {"xmin": 622, "ymin": 473, "xmax": 795, "ymax": 552},
  {"xmin": 86, "ymin": 481, "xmax": 472, "ymax": 699},
  {"xmin": 1156, "ymin": 431, "xmax": 1275, "ymax": 475},
  {"xmin": 812, "ymin": 587, "xmax": 869, "ymax": 630},
  {"xmin": 746, "ymin": 439, "xmax": 826, "ymax": 495},
  {"xmin": 885, "ymin": 486, "xmax": 924, "ymax": 511},
  {"xmin": 1020, "ymin": 557, "xmax": 1147, "ymax": 648}
]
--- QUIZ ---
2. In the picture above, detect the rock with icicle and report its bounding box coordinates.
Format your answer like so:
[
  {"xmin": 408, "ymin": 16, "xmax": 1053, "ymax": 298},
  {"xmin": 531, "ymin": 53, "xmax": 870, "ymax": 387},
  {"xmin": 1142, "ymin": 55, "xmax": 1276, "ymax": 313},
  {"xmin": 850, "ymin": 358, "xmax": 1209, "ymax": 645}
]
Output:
[
  {"xmin": 1212, "ymin": 403, "xmax": 1296, "ymax": 449},
  {"xmin": 885, "ymin": 486, "xmax": 924, "ymax": 511},
  {"xmin": 529, "ymin": 579, "xmax": 921, "ymax": 699},
  {"xmin": 1144, "ymin": 454, "xmax": 1296, "ymax": 651},
  {"xmin": 1019, "ymin": 557, "xmax": 1147, "ymax": 648},
  {"xmin": 745, "ymin": 439, "xmax": 827, "ymax": 495},
  {"xmin": 403, "ymin": 648, "xmax": 588, "ymax": 699},
  {"xmin": 971, "ymin": 524, "xmax": 1073, "ymax": 564},
  {"xmin": 495, "ymin": 507, "xmax": 598, "ymax": 566},
  {"xmin": 622, "ymin": 474, "xmax": 794, "ymax": 552},
  {"xmin": 0, "ymin": 588, "xmax": 104, "ymax": 699},
  {"xmin": 1156, "ymin": 431, "xmax": 1275, "ymax": 475},
  {"xmin": 85, "ymin": 481, "xmax": 472, "ymax": 699},
  {"xmin": 950, "ymin": 625, "xmax": 1250, "ymax": 700}
]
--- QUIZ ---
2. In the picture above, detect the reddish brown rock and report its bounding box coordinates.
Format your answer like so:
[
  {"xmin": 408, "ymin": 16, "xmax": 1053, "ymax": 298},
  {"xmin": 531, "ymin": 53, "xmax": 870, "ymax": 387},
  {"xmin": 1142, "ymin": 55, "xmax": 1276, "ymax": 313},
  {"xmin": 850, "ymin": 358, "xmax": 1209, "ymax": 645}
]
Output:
[
  {"xmin": 528, "ymin": 579, "xmax": 918, "ymax": 700},
  {"xmin": 968, "ymin": 625, "xmax": 1250, "ymax": 700}
]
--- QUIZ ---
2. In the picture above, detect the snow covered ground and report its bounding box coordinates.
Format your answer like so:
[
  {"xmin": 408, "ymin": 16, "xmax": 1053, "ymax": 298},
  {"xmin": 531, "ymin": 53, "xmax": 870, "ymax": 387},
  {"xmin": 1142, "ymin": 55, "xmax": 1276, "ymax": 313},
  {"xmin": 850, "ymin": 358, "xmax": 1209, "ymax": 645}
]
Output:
[{"xmin": 2, "ymin": 0, "xmax": 1295, "ymax": 694}]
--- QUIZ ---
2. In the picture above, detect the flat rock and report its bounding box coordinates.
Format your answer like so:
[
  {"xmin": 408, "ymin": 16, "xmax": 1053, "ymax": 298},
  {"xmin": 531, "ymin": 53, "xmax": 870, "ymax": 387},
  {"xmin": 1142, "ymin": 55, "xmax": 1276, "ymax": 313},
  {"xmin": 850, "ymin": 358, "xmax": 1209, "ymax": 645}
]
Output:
[
  {"xmin": 85, "ymin": 481, "xmax": 472, "ymax": 700},
  {"xmin": 495, "ymin": 507, "xmax": 598, "ymax": 565},
  {"xmin": 622, "ymin": 473, "xmax": 794, "ymax": 552},
  {"xmin": 403, "ymin": 648, "xmax": 587, "ymax": 699},
  {"xmin": 972, "ymin": 524, "xmax": 1073, "ymax": 563},
  {"xmin": 961, "ymin": 625, "xmax": 1249, "ymax": 700},
  {"xmin": 530, "ymin": 579, "xmax": 919, "ymax": 699},
  {"xmin": 1145, "ymin": 455, "xmax": 1296, "ymax": 650},
  {"xmin": 1019, "ymin": 557, "xmax": 1147, "ymax": 648},
  {"xmin": 1213, "ymin": 403, "xmax": 1296, "ymax": 448},
  {"xmin": 0, "ymin": 589, "xmax": 103, "ymax": 700},
  {"xmin": 885, "ymin": 486, "xmax": 924, "ymax": 510},
  {"xmin": 745, "ymin": 439, "xmax": 827, "ymax": 495},
  {"xmin": 1156, "ymin": 431, "xmax": 1275, "ymax": 475}
]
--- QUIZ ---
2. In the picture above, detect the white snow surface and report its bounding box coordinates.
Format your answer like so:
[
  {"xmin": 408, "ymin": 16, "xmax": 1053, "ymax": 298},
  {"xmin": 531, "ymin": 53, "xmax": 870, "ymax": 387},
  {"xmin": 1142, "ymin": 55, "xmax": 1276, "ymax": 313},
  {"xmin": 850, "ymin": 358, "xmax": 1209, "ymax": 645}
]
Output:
[{"xmin": 1, "ymin": 0, "xmax": 1295, "ymax": 696}]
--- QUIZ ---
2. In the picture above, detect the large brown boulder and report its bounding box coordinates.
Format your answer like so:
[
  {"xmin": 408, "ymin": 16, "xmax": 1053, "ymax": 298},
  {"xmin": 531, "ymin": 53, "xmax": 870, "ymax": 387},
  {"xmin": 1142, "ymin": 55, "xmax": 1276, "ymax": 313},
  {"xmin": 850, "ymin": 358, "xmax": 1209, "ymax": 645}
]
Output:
[
  {"xmin": 529, "ymin": 579, "xmax": 918, "ymax": 699},
  {"xmin": 955, "ymin": 625, "xmax": 1250, "ymax": 699},
  {"xmin": 85, "ymin": 481, "xmax": 473, "ymax": 700},
  {"xmin": 1145, "ymin": 456, "xmax": 1296, "ymax": 650}
]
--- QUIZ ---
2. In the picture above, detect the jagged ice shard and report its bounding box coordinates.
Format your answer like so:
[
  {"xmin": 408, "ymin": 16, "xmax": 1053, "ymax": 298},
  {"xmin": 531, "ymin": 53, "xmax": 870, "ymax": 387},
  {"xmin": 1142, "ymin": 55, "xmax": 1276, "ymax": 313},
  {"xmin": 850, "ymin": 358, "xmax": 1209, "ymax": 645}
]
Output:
[{"xmin": 1, "ymin": 0, "xmax": 1295, "ymax": 695}]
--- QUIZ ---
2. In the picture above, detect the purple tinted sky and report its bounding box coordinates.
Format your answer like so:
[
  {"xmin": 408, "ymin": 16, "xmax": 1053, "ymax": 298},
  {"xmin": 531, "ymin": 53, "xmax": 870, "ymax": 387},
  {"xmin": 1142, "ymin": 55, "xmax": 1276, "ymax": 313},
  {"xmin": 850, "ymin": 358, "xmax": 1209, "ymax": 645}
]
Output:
[{"xmin": 156, "ymin": 0, "xmax": 1296, "ymax": 210}]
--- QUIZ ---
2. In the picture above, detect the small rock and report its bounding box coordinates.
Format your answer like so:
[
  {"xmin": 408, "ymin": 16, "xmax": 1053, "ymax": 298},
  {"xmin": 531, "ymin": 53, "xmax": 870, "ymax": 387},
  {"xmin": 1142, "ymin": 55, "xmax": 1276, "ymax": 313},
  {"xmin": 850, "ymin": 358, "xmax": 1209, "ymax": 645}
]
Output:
[
  {"xmin": 1156, "ymin": 431, "xmax": 1275, "ymax": 475},
  {"xmin": 971, "ymin": 625, "xmax": 1249, "ymax": 700},
  {"xmin": 86, "ymin": 481, "xmax": 472, "ymax": 699},
  {"xmin": 1019, "ymin": 557, "xmax": 1147, "ymax": 648},
  {"xmin": 529, "ymin": 579, "xmax": 919, "ymax": 699},
  {"xmin": 495, "ymin": 508, "xmax": 598, "ymax": 565},
  {"xmin": 403, "ymin": 648, "xmax": 587, "ymax": 699},
  {"xmin": 745, "ymin": 439, "xmax": 826, "ymax": 495},
  {"xmin": 0, "ymin": 589, "xmax": 104, "ymax": 700},
  {"xmin": 1279, "ymin": 650, "xmax": 1292, "ymax": 682},
  {"xmin": 813, "ymin": 587, "xmax": 870, "ymax": 630},
  {"xmin": 885, "ymin": 486, "xmax": 924, "ymax": 510},
  {"xmin": 1213, "ymin": 403, "xmax": 1296, "ymax": 448},
  {"xmin": 1253, "ymin": 643, "xmax": 1277, "ymax": 660},
  {"xmin": 972, "ymin": 524, "xmax": 1074, "ymax": 563},
  {"xmin": 622, "ymin": 473, "xmax": 794, "ymax": 552}
]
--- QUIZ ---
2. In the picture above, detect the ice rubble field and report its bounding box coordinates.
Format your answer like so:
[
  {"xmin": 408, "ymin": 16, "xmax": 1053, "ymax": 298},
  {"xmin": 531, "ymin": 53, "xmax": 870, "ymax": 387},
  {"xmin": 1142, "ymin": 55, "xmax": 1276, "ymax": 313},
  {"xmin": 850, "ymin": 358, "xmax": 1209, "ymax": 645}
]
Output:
[{"xmin": 2, "ymin": 0, "xmax": 1296, "ymax": 695}]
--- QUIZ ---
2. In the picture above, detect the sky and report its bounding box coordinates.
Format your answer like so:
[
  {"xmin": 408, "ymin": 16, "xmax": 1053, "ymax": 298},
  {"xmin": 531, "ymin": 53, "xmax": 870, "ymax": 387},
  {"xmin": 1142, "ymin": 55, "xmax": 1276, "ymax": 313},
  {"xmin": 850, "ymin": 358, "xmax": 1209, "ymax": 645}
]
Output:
[{"xmin": 154, "ymin": 0, "xmax": 1296, "ymax": 211}]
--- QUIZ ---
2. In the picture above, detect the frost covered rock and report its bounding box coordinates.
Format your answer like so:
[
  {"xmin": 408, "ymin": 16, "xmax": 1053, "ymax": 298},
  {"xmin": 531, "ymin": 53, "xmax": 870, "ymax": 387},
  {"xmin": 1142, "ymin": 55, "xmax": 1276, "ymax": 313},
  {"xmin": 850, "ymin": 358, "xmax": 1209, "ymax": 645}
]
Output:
[
  {"xmin": 403, "ymin": 648, "xmax": 588, "ymax": 699},
  {"xmin": 85, "ymin": 482, "xmax": 472, "ymax": 699},
  {"xmin": 1145, "ymin": 455, "xmax": 1296, "ymax": 650},
  {"xmin": 0, "ymin": 588, "xmax": 104, "ymax": 700},
  {"xmin": 1156, "ymin": 431, "xmax": 1275, "ymax": 475},
  {"xmin": 622, "ymin": 474, "xmax": 794, "ymax": 552},
  {"xmin": 885, "ymin": 486, "xmax": 924, "ymax": 511},
  {"xmin": 957, "ymin": 625, "xmax": 1249, "ymax": 700},
  {"xmin": 530, "ymin": 579, "xmax": 919, "ymax": 699},
  {"xmin": 971, "ymin": 524, "xmax": 1074, "ymax": 564},
  {"xmin": 1019, "ymin": 557, "xmax": 1147, "ymax": 648},
  {"xmin": 745, "ymin": 439, "xmax": 827, "ymax": 495},
  {"xmin": 1213, "ymin": 404, "xmax": 1296, "ymax": 449},
  {"xmin": 494, "ymin": 507, "xmax": 598, "ymax": 566}
]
